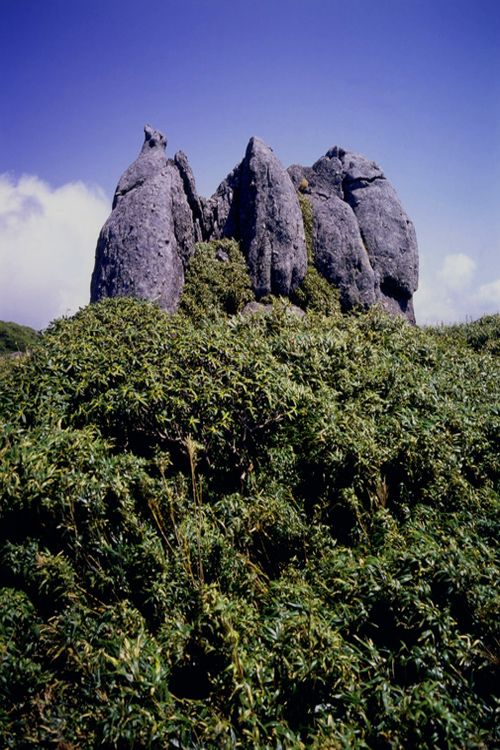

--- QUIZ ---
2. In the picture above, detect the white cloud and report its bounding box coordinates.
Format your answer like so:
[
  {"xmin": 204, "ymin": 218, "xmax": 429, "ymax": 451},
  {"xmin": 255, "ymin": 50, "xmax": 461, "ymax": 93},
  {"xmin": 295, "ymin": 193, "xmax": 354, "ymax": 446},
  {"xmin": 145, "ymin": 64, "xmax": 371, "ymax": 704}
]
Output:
[
  {"xmin": 413, "ymin": 281, "xmax": 461, "ymax": 326},
  {"xmin": 414, "ymin": 252, "xmax": 478, "ymax": 325},
  {"xmin": 414, "ymin": 251, "xmax": 500, "ymax": 326},
  {"xmin": 0, "ymin": 174, "xmax": 110, "ymax": 330},
  {"xmin": 437, "ymin": 253, "xmax": 476, "ymax": 292},
  {"xmin": 475, "ymin": 279, "xmax": 500, "ymax": 307}
]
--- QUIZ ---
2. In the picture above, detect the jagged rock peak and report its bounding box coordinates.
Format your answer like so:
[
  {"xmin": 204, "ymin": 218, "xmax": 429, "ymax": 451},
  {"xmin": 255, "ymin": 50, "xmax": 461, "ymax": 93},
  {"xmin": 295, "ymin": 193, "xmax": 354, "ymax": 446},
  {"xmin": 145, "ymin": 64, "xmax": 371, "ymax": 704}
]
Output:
[
  {"xmin": 202, "ymin": 136, "xmax": 307, "ymax": 297},
  {"xmin": 237, "ymin": 136, "xmax": 307, "ymax": 297},
  {"xmin": 90, "ymin": 126, "xmax": 419, "ymax": 323},
  {"xmin": 142, "ymin": 123, "xmax": 167, "ymax": 151},
  {"xmin": 112, "ymin": 124, "xmax": 168, "ymax": 210},
  {"xmin": 90, "ymin": 125, "xmax": 196, "ymax": 313},
  {"xmin": 324, "ymin": 146, "xmax": 384, "ymax": 183},
  {"xmin": 174, "ymin": 150, "xmax": 204, "ymax": 243}
]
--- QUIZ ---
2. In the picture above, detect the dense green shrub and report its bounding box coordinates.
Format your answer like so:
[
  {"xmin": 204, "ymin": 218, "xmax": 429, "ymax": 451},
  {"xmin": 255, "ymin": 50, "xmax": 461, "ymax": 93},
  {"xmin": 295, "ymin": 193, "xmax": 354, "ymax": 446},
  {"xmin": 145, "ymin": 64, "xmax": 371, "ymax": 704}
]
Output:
[
  {"xmin": 1, "ymin": 298, "xmax": 500, "ymax": 748},
  {"xmin": 178, "ymin": 239, "xmax": 255, "ymax": 321}
]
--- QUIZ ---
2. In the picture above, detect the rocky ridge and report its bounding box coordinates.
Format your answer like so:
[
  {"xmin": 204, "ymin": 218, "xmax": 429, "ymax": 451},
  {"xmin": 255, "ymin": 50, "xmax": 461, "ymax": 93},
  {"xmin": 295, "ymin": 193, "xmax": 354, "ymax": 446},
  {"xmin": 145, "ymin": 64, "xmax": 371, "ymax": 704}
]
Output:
[{"xmin": 91, "ymin": 125, "xmax": 419, "ymax": 322}]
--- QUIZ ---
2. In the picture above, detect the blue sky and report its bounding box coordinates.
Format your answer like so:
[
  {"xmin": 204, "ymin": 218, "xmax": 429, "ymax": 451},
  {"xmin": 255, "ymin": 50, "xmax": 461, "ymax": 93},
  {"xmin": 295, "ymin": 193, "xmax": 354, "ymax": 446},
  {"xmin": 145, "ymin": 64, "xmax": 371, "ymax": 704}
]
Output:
[{"xmin": 1, "ymin": 0, "xmax": 499, "ymax": 328}]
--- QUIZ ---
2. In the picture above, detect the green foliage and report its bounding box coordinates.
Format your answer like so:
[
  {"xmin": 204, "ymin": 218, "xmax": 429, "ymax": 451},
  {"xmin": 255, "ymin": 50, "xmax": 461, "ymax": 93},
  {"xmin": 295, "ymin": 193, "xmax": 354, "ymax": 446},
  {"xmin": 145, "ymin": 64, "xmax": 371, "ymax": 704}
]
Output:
[
  {"xmin": 436, "ymin": 313, "xmax": 500, "ymax": 356},
  {"xmin": 289, "ymin": 264, "xmax": 341, "ymax": 317},
  {"xmin": 297, "ymin": 191, "xmax": 314, "ymax": 262},
  {"xmin": 1, "ymin": 297, "xmax": 500, "ymax": 748},
  {"xmin": 0, "ymin": 320, "xmax": 38, "ymax": 356},
  {"xmin": 289, "ymin": 193, "xmax": 341, "ymax": 316},
  {"xmin": 178, "ymin": 238, "xmax": 255, "ymax": 321}
]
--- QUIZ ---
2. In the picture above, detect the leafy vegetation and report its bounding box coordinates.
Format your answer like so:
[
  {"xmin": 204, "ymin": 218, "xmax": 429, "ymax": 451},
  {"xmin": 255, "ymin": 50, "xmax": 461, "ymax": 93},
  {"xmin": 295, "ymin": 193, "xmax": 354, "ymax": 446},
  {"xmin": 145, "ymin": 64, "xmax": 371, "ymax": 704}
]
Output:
[
  {"xmin": 178, "ymin": 239, "xmax": 255, "ymax": 321},
  {"xmin": 1, "ymin": 289, "xmax": 500, "ymax": 748},
  {"xmin": 0, "ymin": 320, "xmax": 38, "ymax": 356},
  {"xmin": 179, "ymin": 237, "xmax": 341, "ymax": 320},
  {"xmin": 289, "ymin": 194, "xmax": 341, "ymax": 316}
]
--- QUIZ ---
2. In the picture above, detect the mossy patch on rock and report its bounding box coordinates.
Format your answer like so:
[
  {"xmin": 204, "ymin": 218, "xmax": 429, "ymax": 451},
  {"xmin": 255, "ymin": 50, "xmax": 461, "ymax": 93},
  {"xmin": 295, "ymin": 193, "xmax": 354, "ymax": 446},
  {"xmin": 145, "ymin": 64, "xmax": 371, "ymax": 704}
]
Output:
[{"xmin": 287, "ymin": 192, "xmax": 341, "ymax": 316}]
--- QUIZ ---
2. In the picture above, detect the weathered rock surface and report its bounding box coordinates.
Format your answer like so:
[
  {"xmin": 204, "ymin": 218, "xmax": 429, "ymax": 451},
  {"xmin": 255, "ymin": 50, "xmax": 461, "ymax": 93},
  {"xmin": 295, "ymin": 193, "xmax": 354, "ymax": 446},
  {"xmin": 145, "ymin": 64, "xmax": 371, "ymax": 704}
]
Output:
[
  {"xmin": 288, "ymin": 161, "xmax": 376, "ymax": 310},
  {"xmin": 238, "ymin": 137, "xmax": 307, "ymax": 297},
  {"xmin": 174, "ymin": 151, "xmax": 204, "ymax": 244},
  {"xmin": 90, "ymin": 125, "xmax": 195, "ymax": 312},
  {"xmin": 203, "ymin": 166, "xmax": 241, "ymax": 242},
  {"xmin": 338, "ymin": 148, "xmax": 418, "ymax": 320},
  {"xmin": 205, "ymin": 137, "xmax": 307, "ymax": 297},
  {"xmin": 288, "ymin": 147, "xmax": 418, "ymax": 321},
  {"xmin": 91, "ymin": 126, "xmax": 419, "ymax": 322},
  {"xmin": 111, "ymin": 125, "xmax": 166, "ymax": 209},
  {"xmin": 164, "ymin": 159, "xmax": 196, "ymax": 269}
]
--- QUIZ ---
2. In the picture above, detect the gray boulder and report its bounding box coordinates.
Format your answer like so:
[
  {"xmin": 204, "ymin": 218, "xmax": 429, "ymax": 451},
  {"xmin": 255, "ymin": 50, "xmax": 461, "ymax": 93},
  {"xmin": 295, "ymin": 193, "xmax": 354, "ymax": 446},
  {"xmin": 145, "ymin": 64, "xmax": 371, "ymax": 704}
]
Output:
[
  {"xmin": 288, "ymin": 147, "xmax": 418, "ymax": 321},
  {"xmin": 288, "ymin": 162, "xmax": 376, "ymax": 310},
  {"xmin": 338, "ymin": 148, "xmax": 418, "ymax": 320},
  {"xmin": 90, "ymin": 125, "xmax": 196, "ymax": 312},
  {"xmin": 206, "ymin": 137, "xmax": 307, "ymax": 298},
  {"xmin": 239, "ymin": 137, "xmax": 307, "ymax": 297},
  {"xmin": 311, "ymin": 195, "xmax": 377, "ymax": 309}
]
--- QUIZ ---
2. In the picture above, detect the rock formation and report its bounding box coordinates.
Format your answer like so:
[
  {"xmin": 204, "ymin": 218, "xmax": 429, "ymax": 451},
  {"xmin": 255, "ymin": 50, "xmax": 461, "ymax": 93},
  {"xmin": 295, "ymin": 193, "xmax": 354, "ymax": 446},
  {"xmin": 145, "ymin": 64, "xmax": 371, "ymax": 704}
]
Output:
[
  {"xmin": 91, "ymin": 126, "xmax": 419, "ymax": 322},
  {"xmin": 204, "ymin": 137, "xmax": 307, "ymax": 298},
  {"xmin": 288, "ymin": 147, "xmax": 418, "ymax": 321},
  {"xmin": 91, "ymin": 125, "xmax": 195, "ymax": 312}
]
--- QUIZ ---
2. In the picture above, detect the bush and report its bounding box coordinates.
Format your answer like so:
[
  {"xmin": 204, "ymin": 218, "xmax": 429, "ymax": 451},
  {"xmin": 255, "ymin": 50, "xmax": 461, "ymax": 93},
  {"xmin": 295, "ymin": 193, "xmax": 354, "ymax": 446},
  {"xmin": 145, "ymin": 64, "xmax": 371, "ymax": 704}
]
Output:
[
  {"xmin": 178, "ymin": 238, "xmax": 255, "ymax": 321},
  {"xmin": 1, "ymin": 298, "xmax": 500, "ymax": 748}
]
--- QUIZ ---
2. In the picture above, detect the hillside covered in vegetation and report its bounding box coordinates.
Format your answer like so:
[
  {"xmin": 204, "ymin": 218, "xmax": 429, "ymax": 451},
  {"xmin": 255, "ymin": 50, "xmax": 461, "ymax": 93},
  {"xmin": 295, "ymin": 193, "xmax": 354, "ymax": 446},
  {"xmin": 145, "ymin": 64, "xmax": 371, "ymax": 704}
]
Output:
[
  {"xmin": 1, "ymin": 245, "xmax": 500, "ymax": 748},
  {"xmin": 0, "ymin": 320, "xmax": 38, "ymax": 357}
]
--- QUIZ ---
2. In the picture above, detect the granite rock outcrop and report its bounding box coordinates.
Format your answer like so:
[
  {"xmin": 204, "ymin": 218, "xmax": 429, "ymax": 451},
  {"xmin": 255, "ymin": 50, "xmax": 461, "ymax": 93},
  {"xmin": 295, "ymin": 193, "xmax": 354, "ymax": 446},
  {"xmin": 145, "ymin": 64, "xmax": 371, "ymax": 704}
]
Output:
[
  {"xmin": 91, "ymin": 125, "xmax": 195, "ymax": 312},
  {"xmin": 204, "ymin": 137, "xmax": 307, "ymax": 297},
  {"xmin": 91, "ymin": 126, "xmax": 419, "ymax": 322},
  {"xmin": 288, "ymin": 147, "xmax": 418, "ymax": 321}
]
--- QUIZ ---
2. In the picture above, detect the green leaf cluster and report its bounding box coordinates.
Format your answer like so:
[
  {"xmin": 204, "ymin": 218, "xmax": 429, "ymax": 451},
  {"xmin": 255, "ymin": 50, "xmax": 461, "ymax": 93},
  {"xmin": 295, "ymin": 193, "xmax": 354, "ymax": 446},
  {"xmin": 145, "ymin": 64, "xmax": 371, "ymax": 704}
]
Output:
[
  {"xmin": 1, "ymin": 297, "xmax": 500, "ymax": 748},
  {"xmin": 288, "ymin": 193, "xmax": 341, "ymax": 316},
  {"xmin": 178, "ymin": 239, "xmax": 255, "ymax": 321}
]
